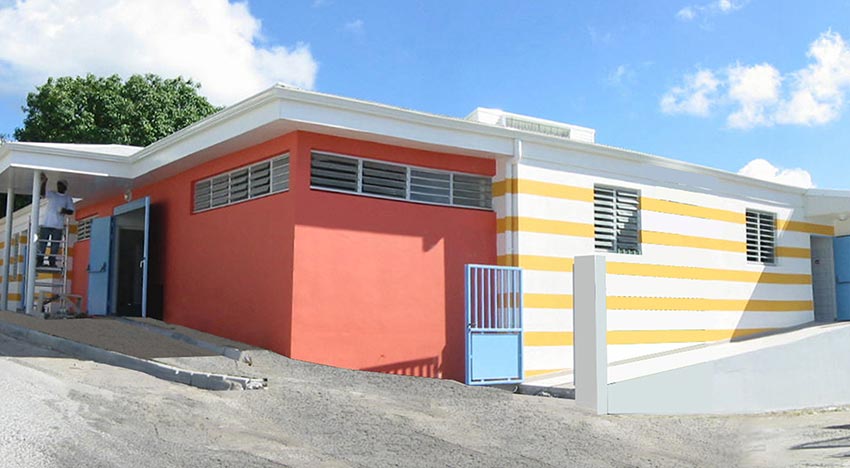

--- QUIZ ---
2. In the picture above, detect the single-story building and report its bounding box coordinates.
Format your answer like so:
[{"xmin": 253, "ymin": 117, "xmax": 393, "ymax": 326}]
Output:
[{"xmin": 0, "ymin": 85, "xmax": 848, "ymax": 383}]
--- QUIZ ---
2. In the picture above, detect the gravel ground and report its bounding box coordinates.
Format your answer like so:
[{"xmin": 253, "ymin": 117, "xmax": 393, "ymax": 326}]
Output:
[
  {"xmin": 1, "ymin": 330, "xmax": 744, "ymax": 468},
  {"xmin": 2, "ymin": 329, "xmax": 848, "ymax": 467}
]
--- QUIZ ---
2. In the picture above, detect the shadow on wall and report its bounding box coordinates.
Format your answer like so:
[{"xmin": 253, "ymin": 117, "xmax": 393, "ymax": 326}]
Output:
[{"xmin": 362, "ymin": 356, "xmax": 440, "ymax": 378}]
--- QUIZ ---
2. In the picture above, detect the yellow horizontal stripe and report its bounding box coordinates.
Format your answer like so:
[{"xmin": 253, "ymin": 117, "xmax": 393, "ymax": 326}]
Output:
[
  {"xmin": 525, "ymin": 331, "xmax": 574, "ymax": 346},
  {"xmin": 498, "ymin": 178, "xmax": 832, "ymax": 235},
  {"xmin": 525, "ymin": 293, "xmax": 572, "ymax": 309},
  {"xmin": 516, "ymin": 179, "xmax": 593, "ymax": 202},
  {"xmin": 606, "ymin": 328, "xmax": 775, "ymax": 344},
  {"xmin": 36, "ymin": 272, "xmax": 61, "ymax": 280},
  {"xmin": 496, "ymin": 254, "xmax": 516, "ymax": 267},
  {"xmin": 523, "ymin": 293, "xmax": 811, "ymax": 311},
  {"xmin": 493, "ymin": 178, "xmax": 594, "ymax": 202},
  {"xmin": 608, "ymin": 296, "xmax": 812, "ymax": 311},
  {"xmin": 492, "ymin": 179, "xmax": 510, "ymax": 198},
  {"xmin": 502, "ymin": 219, "xmax": 804, "ymax": 259},
  {"xmin": 498, "ymin": 254, "xmax": 573, "ymax": 271},
  {"xmin": 775, "ymin": 246, "xmax": 810, "ymax": 259},
  {"xmin": 7, "ymin": 293, "xmax": 20, "ymax": 301},
  {"xmin": 606, "ymin": 262, "xmax": 811, "ymax": 284},
  {"xmin": 778, "ymin": 219, "xmax": 834, "ymax": 236},
  {"xmin": 497, "ymin": 216, "xmax": 594, "ymax": 237},
  {"xmin": 524, "ymin": 328, "xmax": 777, "ymax": 346},
  {"xmin": 642, "ymin": 230, "xmax": 745, "ymax": 253},
  {"xmin": 524, "ymin": 368, "xmax": 569, "ymax": 378},
  {"xmin": 505, "ymin": 254, "xmax": 811, "ymax": 284},
  {"xmin": 642, "ymin": 197, "xmax": 745, "ymax": 223}
]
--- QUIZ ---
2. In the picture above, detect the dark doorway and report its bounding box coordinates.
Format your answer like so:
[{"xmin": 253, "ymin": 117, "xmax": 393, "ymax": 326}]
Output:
[{"xmin": 115, "ymin": 228, "xmax": 145, "ymax": 316}]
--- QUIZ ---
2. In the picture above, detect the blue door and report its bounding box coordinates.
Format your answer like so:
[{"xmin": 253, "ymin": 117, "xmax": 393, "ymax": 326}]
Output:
[
  {"xmin": 87, "ymin": 216, "xmax": 113, "ymax": 316},
  {"xmin": 465, "ymin": 264, "xmax": 524, "ymax": 385},
  {"xmin": 113, "ymin": 197, "xmax": 150, "ymax": 318},
  {"xmin": 835, "ymin": 236, "xmax": 850, "ymax": 320}
]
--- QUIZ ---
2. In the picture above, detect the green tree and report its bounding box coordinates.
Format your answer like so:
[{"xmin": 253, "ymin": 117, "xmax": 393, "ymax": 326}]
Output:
[{"xmin": 14, "ymin": 74, "xmax": 221, "ymax": 146}]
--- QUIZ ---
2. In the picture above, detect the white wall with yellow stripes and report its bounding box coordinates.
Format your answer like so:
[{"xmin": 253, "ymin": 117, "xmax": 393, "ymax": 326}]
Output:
[
  {"xmin": 494, "ymin": 143, "xmax": 833, "ymax": 379},
  {"xmin": 0, "ymin": 201, "xmax": 77, "ymax": 311}
]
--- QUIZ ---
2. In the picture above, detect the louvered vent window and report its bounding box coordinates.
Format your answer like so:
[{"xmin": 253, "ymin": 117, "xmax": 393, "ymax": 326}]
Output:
[
  {"xmin": 594, "ymin": 185, "xmax": 641, "ymax": 254},
  {"xmin": 746, "ymin": 209, "xmax": 775, "ymax": 264},
  {"xmin": 310, "ymin": 152, "xmax": 492, "ymax": 210},
  {"xmin": 193, "ymin": 154, "xmax": 290, "ymax": 213},
  {"xmin": 76, "ymin": 216, "xmax": 95, "ymax": 241}
]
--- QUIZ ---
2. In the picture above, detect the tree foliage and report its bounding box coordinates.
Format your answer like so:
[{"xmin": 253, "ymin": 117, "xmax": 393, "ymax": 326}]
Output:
[{"xmin": 14, "ymin": 74, "xmax": 221, "ymax": 146}]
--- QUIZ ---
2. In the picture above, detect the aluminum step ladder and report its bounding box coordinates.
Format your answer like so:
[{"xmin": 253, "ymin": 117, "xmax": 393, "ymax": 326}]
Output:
[{"xmin": 28, "ymin": 221, "xmax": 83, "ymax": 317}]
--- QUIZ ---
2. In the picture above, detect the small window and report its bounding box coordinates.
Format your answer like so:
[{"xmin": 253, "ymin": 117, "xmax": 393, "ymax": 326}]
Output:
[
  {"xmin": 310, "ymin": 152, "xmax": 492, "ymax": 210},
  {"xmin": 76, "ymin": 216, "xmax": 95, "ymax": 241},
  {"xmin": 746, "ymin": 209, "xmax": 775, "ymax": 264},
  {"xmin": 193, "ymin": 154, "xmax": 290, "ymax": 213},
  {"xmin": 594, "ymin": 185, "xmax": 641, "ymax": 254}
]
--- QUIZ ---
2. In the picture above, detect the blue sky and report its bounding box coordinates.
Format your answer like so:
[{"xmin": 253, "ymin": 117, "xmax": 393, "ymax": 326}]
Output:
[{"xmin": 0, "ymin": 0, "xmax": 847, "ymax": 188}]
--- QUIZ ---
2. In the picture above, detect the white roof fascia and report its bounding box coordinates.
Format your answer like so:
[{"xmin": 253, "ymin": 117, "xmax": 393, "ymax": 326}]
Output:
[
  {"xmin": 0, "ymin": 143, "xmax": 133, "ymax": 178},
  {"xmin": 128, "ymin": 93, "xmax": 283, "ymax": 178},
  {"xmin": 0, "ymin": 85, "xmax": 830, "ymax": 203},
  {"xmin": 518, "ymin": 137, "xmax": 810, "ymax": 198}
]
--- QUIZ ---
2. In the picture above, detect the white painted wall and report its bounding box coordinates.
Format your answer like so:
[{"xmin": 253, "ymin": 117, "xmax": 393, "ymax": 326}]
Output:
[{"xmin": 496, "ymin": 144, "xmax": 827, "ymax": 378}]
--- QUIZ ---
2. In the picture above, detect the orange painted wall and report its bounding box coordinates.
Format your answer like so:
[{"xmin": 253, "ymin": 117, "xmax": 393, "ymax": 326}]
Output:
[
  {"xmin": 289, "ymin": 133, "xmax": 497, "ymax": 381},
  {"xmin": 71, "ymin": 133, "xmax": 297, "ymax": 354},
  {"xmin": 69, "ymin": 130, "xmax": 496, "ymax": 382}
]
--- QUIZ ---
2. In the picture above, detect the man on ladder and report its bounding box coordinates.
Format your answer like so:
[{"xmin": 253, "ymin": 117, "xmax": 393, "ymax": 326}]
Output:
[{"xmin": 37, "ymin": 173, "xmax": 74, "ymax": 268}]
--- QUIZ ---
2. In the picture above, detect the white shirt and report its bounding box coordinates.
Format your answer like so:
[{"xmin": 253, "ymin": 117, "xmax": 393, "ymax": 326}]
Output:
[{"xmin": 41, "ymin": 191, "xmax": 74, "ymax": 229}]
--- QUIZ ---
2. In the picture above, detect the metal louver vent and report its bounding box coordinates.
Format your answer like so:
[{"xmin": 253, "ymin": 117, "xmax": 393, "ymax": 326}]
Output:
[
  {"xmin": 410, "ymin": 169, "xmax": 451, "ymax": 205},
  {"xmin": 452, "ymin": 174, "xmax": 492, "ymax": 209},
  {"xmin": 194, "ymin": 179, "xmax": 212, "ymax": 212},
  {"xmin": 362, "ymin": 161, "xmax": 407, "ymax": 199},
  {"xmin": 193, "ymin": 154, "xmax": 290, "ymax": 213},
  {"xmin": 746, "ymin": 209, "xmax": 775, "ymax": 264},
  {"xmin": 310, "ymin": 151, "xmax": 492, "ymax": 210},
  {"xmin": 76, "ymin": 217, "xmax": 95, "ymax": 241},
  {"xmin": 503, "ymin": 116, "xmax": 571, "ymax": 139},
  {"xmin": 594, "ymin": 186, "xmax": 640, "ymax": 254},
  {"xmin": 311, "ymin": 153, "xmax": 358, "ymax": 192}
]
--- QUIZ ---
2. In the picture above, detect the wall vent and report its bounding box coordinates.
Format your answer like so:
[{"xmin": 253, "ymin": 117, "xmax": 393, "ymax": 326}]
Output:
[{"xmin": 503, "ymin": 116, "xmax": 572, "ymax": 139}]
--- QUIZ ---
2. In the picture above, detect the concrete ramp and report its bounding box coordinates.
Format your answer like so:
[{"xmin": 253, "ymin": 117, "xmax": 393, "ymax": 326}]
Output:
[{"xmin": 606, "ymin": 322, "xmax": 850, "ymax": 414}]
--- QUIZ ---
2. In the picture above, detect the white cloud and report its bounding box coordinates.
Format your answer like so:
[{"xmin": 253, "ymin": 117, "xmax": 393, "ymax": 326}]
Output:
[
  {"xmin": 607, "ymin": 64, "xmax": 632, "ymax": 86},
  {"xmin": 660, "ymin": 69, "xmax": 719, "ymax": 116},
  {"xmin": 726, "ymin": 63, "xmax": 782, "ymax": 129},
  {"xmin": 737, "ymin": 158, "xmax": 814, "ymax": 188},
  {"xmin": 0, "ymin": 0, "xmax": 319, "ymax": 105},
  {"xmin": 676, "ymin": 7, "xmax": 696, "ymax": 21},
  {"xmin": 344, "ymin": 19, "xmax": 364, "ymax": 34},
  {"xmin": 661, "ymin": 30, "xmax": 850, "ymax": 129},
  {"xmin": 775, "ymin": 31, "xmax": 850, "ymax": 126},
  {"xmin": 676, "ymin": 0, "xmax": 747, "ymax": 22}
]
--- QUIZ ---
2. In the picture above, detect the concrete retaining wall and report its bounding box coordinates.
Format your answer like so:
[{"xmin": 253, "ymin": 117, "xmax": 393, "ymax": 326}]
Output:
[{"xmin": 607, "ymin": 323, "xmax": 850, "ymax": 414}]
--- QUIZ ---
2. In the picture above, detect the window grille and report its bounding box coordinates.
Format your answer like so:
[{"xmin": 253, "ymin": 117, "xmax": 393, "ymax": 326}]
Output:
[
  {"xmin": 76, "ymin": 216, "xmax": 95, "ymax": 241},
  {"xmin": 310, "ymin": 152, "xmax": 492, "ymax": 210},
  {"xmin": 193, "ymin": 154, "xmax": 289, "ymax": 213},
  {"xmin": 594, "ymin": 185, "xmax": 641, "ymax": 254},
  {"xmin": 746, "ymin": 209, "xmax": 775, "ymax": 264}
]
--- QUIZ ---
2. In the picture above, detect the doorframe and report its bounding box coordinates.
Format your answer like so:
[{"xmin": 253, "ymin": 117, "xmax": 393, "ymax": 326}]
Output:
[
  {"xmin": 810, "ymin": 234, "xmax": 837, "ymax": 322},
  {"xmin": 110, "ymin": 197, "xmax": 150, "ymax": 318}
]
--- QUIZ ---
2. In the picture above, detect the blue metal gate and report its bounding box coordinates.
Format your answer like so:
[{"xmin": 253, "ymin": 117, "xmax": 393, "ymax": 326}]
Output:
[{"xmin": 465, "ymin": 264, "xmax": 523, "ymax": 385}]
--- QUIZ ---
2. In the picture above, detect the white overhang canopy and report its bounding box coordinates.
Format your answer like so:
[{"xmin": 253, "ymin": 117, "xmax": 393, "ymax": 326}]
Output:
[
  {"xmin": 805, "ymin": 189, "xmax": 850, "ymax": 223},
  {"xmin": 0, "ymin": 142, "xmax": 140, "ymax": 202}
]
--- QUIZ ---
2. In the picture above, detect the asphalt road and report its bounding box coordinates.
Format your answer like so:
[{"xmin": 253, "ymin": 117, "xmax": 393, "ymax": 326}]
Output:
[{"xmin": 0, "ymin": 331, "xmax": 846, "ymax": 467}]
